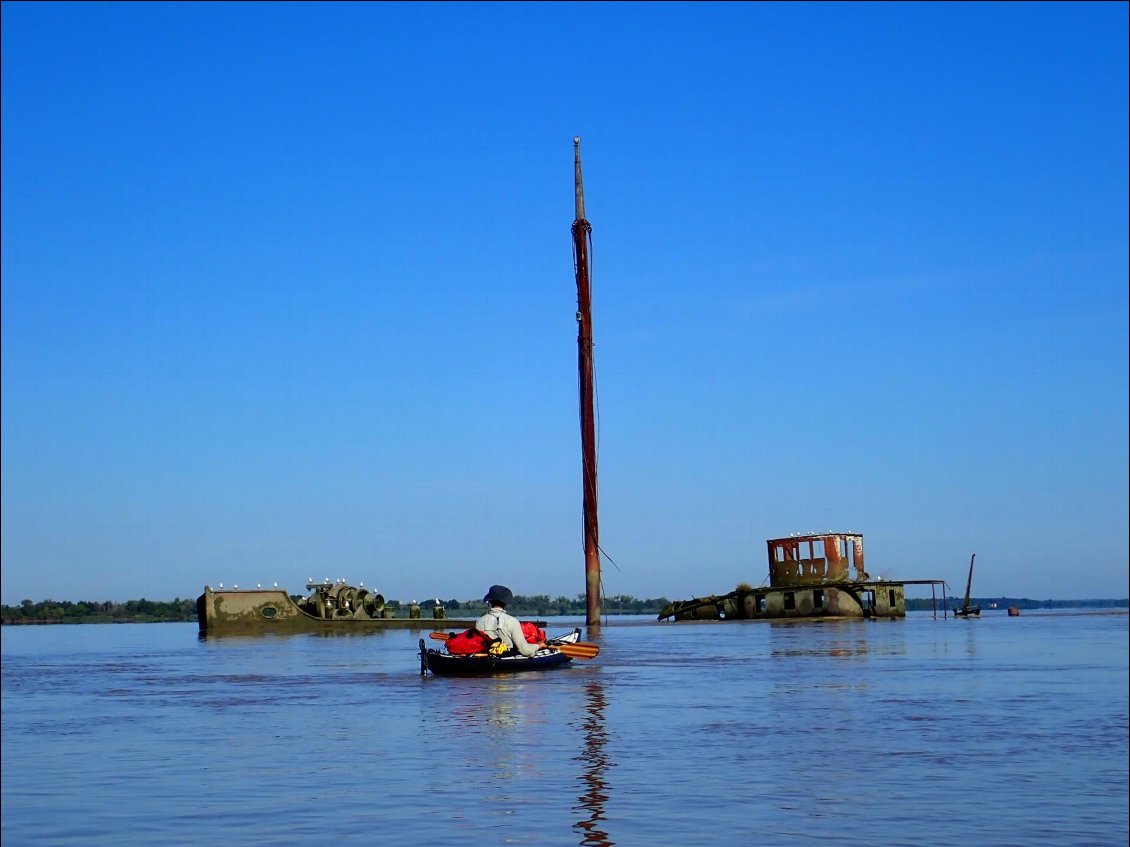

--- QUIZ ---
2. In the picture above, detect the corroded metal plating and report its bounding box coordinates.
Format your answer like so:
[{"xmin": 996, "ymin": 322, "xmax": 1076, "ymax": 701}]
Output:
[
  {"xmin": 573, "ymin": 136, "xmax": 601, "ymax": 628},
  {"xmin": 658, "ymin": 532, "xmax": 949, "ymax": 622}
]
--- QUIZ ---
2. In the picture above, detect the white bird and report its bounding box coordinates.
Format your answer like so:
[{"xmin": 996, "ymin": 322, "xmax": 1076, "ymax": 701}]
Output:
[
  {"xmin": 359, "ymin": 581, "xmax": 364, "ymax": 587},
  {"xmin": 219, "ymin": 582, "xmax": 224, "ymax": 588},
  {"xmin": 233, "ymin": 584, "xmax": 238, "ymax": 589},
  {"xmin": 256, "ymin": 583, "xmax": 261, "ymax": 588},
  {"xmin": 273, "ymin": 582, "xmax": 278, "ymax": 588}
]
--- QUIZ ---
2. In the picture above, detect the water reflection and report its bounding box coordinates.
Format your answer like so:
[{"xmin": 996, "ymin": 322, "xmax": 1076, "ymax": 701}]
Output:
[
  {"xmin": 439, "ymin": 678, "xmax": 524, "ymax": 735},
  {"xmin": 766, "ymin": 623, "xmax": 870, "ymax": 697},
  {"xmin": 768, "ymin": 622, "xmax": 872, "ymax": 660},
  {"xmin": 484, "ymin": 679, "xmax": 521, "ymax": 731},
  {"xmin": 197, "ymin": 629, "xmax": 394, "ymax": 643},
  {"xmin": 960, "ymin": 618, "xmax": 979, "ymax": 659},
  {"xmin": 572, "ymin": 679, "xmax": 613, "ymax": 846},
  {"xmin": 767, "ymin": 619, "xmax": 908, "ymax": 660}
]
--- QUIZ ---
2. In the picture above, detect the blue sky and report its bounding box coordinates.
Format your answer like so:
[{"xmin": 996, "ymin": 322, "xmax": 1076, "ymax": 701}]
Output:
[{"xmin": 2, "ymin": 2, "xmax": 1127, "ymax": 606}]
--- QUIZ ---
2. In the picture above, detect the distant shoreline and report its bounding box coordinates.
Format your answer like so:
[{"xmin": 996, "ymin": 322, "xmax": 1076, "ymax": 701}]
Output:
[{"xmin": 2, "ymin": 596, "xmax": 1127, "ymax": 626}]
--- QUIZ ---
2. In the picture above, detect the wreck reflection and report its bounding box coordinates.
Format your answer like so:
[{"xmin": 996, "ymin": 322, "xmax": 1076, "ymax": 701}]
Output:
[
  {"xmin": 767, "ymin": 618, "xmax": 908, "ymax": 660},
  {"xmin": 572, "ymin": 679, "xmax": 614, "ymax": 846}
]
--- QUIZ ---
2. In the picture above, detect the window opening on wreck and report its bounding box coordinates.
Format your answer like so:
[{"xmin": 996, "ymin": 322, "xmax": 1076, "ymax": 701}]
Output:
[
  {"xmin": 756, "ymin": 595, "xmax": 767, "ymax": 613},
  {"xmin": 784, "ymin": 592, "xmax": 796, "ymax": 611},
  {"xmin": 813, "ymin": 589, "xmax": 824, "ymax": 609},
  {"xmin": 888, "ymin": 589, "xmax": 896, "ymax": 606},
  {"xmin": 861, "ymin": 590, "xmax": 876, "ymax": 612},
  {"xmin": 261, "ymin": 607, "xmax": 278, "ymax": 619}
]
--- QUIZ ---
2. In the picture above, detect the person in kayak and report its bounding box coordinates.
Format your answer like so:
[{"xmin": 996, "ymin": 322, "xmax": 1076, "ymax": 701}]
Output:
[{"xmin": 476, "ymin": 585, "xmax": 547, "ymax": 657}]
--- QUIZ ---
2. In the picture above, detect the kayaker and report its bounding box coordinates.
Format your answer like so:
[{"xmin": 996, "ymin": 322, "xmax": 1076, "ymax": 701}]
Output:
[{"xmin": 475, "ymin": 585, "xmax": 547, "ymax": 657}]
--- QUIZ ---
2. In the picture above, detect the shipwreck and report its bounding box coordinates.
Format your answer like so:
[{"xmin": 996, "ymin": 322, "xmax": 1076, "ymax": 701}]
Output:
[
  {"xmin": 657, "ymin": 532, "xmax": 948, "ymax": 622},
  {"xmin": 197, "ymin": 580, "xmax": 477, "ymax": 635}
]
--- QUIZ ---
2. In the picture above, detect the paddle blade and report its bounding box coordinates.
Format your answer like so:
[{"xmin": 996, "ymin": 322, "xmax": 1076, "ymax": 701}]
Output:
[{"xmin": 551, "ymin": 642, "xmax": 599, "ymax": 660}]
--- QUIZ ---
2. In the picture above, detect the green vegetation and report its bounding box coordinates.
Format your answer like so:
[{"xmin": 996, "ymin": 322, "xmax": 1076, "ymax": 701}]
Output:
[
  {"xmin": 0, "ymin": 593, "xmax": 674, "ymax": 624},
  {"xmin": 907, "ymin": 597, "xmax": 1128, "ymax": 612},
  {"xmin": 2, "ymin": 593, "xmax": 1124, "ymax": 625},
  {"xmin": 1, "ymin": 597, "xmax": 198, "ymax": 625},
  {"xmin": 446, "ymin": 594, "xmax": 674, "ymax": 617}
]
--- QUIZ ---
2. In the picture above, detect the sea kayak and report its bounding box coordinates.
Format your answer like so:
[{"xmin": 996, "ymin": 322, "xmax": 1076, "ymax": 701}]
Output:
[{"xmin": 419, "ymin": 628, "xmax": 583, "ymax": 676}]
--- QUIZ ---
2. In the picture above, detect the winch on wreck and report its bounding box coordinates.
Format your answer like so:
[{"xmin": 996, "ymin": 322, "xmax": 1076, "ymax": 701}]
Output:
[
  {"xmin": 196, "ymin": 580, "xmax": 467, "ymax": 634},
  {"xmin": 296, "ymin": 580, "xmax": 395, "ymax": 620}
]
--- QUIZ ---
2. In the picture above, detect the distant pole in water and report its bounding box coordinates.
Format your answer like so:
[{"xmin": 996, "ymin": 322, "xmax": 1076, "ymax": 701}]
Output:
[{"xmin": 572, "ymin": 136, "xmax": 601, "ymax": 627}]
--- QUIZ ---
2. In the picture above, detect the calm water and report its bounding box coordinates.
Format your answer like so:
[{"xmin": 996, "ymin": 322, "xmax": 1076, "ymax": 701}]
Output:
[{"xmin": 2, "ymin": 611, "xmax": 1127, "ymax": 846}]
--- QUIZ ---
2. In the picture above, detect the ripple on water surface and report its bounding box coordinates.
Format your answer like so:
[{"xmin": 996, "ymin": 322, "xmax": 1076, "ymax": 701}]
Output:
[{"xmin": 2, "ymin": 613, "xmax": 1127, "ymax": 846}]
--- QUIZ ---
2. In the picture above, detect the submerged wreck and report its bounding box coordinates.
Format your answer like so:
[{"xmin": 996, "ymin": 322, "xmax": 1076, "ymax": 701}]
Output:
[
  {"xmin": 197, "ymin": 581, "xmax": 477, "ymax": 635},
  {"xmin": 953, "ymin": 553, "xmax": 981, "ymax": 618},
  {"xmin": 658, "ymin": 532, "xmax": 948, "ymax": 622}
]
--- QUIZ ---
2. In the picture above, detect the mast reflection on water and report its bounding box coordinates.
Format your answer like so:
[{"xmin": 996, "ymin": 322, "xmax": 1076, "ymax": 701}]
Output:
[{"xmin": 572, "ymin": 680, "xmax": 613, "ymax": 846}]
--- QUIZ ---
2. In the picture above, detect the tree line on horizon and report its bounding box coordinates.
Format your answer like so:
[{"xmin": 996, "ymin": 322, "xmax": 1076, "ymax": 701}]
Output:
[
  {"xmin": 1, "ymin": 593, "xmax": 1126, "ymax": 625},
  {"xmin": 0, "ymin": 593, "xmax": 676, "ymax": 625},
  {"xmin": 1, "ymin": 597, "xmax": 199, "ymax": 625}
]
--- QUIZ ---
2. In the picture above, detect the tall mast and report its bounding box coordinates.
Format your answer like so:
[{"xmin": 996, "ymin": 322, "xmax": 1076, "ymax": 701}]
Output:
[
  {"xmin": 572, "ymin": 136, "xmax": 601, "ymax": 627},
  {"xmin": 962, "ymin": 553, "xmax": 975, "ymax": 613}
]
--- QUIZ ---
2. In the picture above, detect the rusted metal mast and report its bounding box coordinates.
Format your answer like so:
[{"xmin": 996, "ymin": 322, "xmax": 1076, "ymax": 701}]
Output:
[
  {"xmin": 962, "ymin": 553, "xmax": 975, "ymax": 613},
  {"xmin": 572, "ymin": 136, "xmax": 601, "ymax": 627}
]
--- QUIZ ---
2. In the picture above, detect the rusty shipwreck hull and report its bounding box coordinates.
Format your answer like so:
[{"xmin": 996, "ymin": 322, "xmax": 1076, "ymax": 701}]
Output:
[
  {"xmin": 658, "ymin": 581, "xmax": 909, "ymax": 622},
  {"xmin": 658, "ymin": 532, "xmax": 948, "ymax": 622},
  {"xmin": 196, "ymin": 586, "xmax": 476, "ymax": 636}
]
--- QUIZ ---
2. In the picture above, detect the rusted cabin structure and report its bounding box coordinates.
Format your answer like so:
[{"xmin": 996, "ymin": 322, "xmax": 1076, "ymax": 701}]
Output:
[{"xmin": 658, "ymin": 532, "xmax": 947, "ymax": 622}]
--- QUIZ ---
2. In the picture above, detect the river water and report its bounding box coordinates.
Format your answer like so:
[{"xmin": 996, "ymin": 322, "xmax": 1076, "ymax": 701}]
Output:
[{"xmin": 2, "ymin": 610, "xmax": 1127, "ymax": 846}]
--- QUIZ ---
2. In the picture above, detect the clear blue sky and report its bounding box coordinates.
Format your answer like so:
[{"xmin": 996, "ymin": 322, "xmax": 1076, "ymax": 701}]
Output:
[{"xmin": 2, "ymin": 2, "xmax": 1127, "ymax": 606}]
